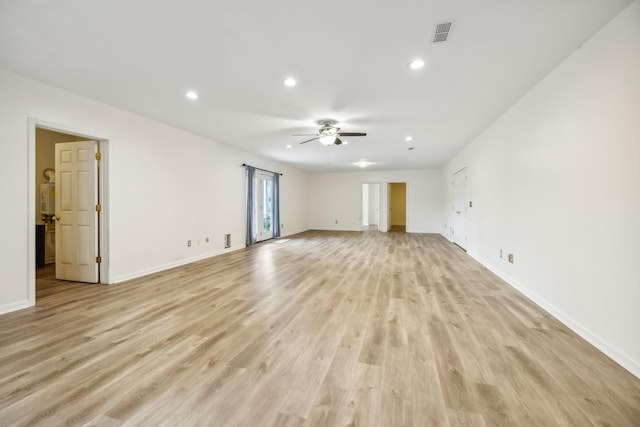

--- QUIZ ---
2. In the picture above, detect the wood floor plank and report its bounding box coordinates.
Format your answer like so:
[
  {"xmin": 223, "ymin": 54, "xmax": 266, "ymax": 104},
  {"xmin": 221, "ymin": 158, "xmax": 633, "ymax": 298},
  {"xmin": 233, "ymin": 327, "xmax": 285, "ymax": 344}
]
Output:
[{"xmin": 0, "ymin": 231, "xmax": 638, "ymax": 426}]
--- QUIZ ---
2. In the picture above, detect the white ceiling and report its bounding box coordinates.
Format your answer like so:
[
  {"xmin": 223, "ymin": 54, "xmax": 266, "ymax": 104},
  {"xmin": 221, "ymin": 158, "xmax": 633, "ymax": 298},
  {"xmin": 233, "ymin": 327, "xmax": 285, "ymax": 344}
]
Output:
[{"xmin": 0, "ymin": 0, "xmax": 632, "ymax": 172}]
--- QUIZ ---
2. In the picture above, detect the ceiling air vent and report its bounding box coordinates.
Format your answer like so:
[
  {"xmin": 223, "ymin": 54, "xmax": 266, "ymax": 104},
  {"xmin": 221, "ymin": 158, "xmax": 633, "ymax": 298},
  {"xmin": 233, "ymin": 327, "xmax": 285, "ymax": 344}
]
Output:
[{"xmin": 433, "ymin": 22, "xmax": 452, "ymax": 42}]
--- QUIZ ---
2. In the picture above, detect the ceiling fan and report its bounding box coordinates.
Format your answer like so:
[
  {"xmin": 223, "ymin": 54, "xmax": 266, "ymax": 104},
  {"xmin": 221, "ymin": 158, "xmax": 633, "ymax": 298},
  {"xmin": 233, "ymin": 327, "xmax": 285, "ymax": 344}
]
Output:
[{"xmin": 294, "ymin": 120, "xmax": 367, "ymax": 146}]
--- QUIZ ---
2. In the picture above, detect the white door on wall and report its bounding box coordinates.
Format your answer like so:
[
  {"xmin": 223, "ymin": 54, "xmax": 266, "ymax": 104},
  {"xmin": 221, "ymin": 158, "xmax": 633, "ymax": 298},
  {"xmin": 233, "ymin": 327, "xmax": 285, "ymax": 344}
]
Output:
[
  {"xmin": 362, "ymin": 183, "xmax": 369, "ymax": 228},
  {"xmin": 256, "ymin": 171, "xmax": 274, "ymax": 242},
  {"xmin": 55, "ymin": 140, "xmax": 99, "ymax": 283},
  {"xmin": 452, "ymin": 168, "xmax": 468, "ymax": 250},
  {"xmin": 369, "ymin": 184, "xmax": 380, "ymax": 226}
]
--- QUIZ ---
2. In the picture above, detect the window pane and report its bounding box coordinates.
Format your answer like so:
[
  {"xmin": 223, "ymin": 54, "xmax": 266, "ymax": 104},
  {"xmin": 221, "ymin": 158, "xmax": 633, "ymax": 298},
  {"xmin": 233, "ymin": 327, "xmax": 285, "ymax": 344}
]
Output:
[{"xmin": 263, "ymin": 179, "xmax": 272, "ymax": 232}]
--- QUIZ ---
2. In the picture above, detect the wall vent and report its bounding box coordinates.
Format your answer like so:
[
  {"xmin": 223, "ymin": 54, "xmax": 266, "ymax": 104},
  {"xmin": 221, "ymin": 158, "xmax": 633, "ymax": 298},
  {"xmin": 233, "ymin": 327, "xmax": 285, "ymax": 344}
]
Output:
[
  {"xmin": 433, "ymin": 22, "xmax": 452, "ymax": 42},
  {"xmin": 224, "ymin": 234, "xmax": 231, "ymax": 249}
]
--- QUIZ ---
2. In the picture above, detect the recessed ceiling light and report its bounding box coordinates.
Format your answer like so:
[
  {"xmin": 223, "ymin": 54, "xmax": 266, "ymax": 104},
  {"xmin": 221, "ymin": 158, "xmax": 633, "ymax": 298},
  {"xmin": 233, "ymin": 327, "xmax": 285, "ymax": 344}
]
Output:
[
  {"xmin": 342, "ymin": 140, "xmax": 349, "ymax": 145},
  {"xmin": 405, "ymin": 136, "xmax": 413, "ymax": 141},
  {"xmin": 358, "ymin": 161, "xmax": 368, "ymax": 168},
  {"xmin": 283, "ymin": 78, "xmax": 297, "ymax": 87},
  {"xmin": 286, "ymin": 144, "xmax": 292, "ymax": 149},
  {"xmin": 185, "ymin": 90, "xmax": 199, "ymax": 100},
  {"xmin": 408, "ymin": 59, "xmax": 424, "ymax": 70}
]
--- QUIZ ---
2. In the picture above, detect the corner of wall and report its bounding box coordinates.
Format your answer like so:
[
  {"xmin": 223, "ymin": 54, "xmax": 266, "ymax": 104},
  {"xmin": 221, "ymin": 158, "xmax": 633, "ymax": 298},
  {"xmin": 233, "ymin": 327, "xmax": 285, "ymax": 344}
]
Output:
[
  {"xmin": 467, "ymin": 251, "xmax": 640, "ymax": 379},
  {"xmin": 113, "ymin": 245, "xmax": 246, "ymax": 284},
  {"xmin": 0, "ymin": 300, "xmax": 31, "ymax": 316}
]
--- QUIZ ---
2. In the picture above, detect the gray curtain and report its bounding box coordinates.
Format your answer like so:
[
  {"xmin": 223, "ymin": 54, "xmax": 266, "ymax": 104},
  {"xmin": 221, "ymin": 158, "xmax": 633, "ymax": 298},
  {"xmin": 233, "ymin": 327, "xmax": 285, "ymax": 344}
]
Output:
[
  {"xmin": 245, "ymin": 166, "xmax": 257, "ymax": 246},
  {"xmin": 273, "ymin": 173, "xmax": 281, "ymax": 238}
]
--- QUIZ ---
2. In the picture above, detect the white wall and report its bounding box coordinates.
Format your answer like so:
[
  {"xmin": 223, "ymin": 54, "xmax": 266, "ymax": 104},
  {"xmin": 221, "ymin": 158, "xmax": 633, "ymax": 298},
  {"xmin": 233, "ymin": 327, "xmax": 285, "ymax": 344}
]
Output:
[
  {"xmin": 309, "ymin": 169, "xmax": 442, "ymax": 233},
  {"xmin": 442, "ymin": 1, "xmax": 640, "ymax": 377},
  {"xmin": 0, "ymin": 68, "xmax": 309, "ymax": 313}
]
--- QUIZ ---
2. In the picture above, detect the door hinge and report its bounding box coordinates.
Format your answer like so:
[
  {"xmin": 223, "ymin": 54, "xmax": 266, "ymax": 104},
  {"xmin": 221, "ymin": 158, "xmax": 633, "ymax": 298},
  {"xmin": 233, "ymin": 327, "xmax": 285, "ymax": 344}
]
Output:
[
  {"xmin": 96, "ymin": 152, "xmax": 101, "ymax": 160},
  {"xmin": 96, "ymin": 256, "xmax": 102, "ymax": 263},
  {"xmin": 96, "ymin": 204, "xmax": 102, "ymax": 212}
]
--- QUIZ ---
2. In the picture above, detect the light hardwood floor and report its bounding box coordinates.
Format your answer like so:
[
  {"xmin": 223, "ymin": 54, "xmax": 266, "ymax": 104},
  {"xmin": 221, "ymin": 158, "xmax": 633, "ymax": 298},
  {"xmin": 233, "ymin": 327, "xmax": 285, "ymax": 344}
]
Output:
[{"xmin": 1, "ymin": 231, "xmax": 639, "ymax": 426}]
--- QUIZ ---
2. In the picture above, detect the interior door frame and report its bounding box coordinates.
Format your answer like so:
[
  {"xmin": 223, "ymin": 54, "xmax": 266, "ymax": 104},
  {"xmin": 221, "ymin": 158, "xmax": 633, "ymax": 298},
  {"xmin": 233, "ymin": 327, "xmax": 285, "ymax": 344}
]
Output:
[{"xmin": 28, "ymin": 118, "xmax": 111, "ymax": 305}]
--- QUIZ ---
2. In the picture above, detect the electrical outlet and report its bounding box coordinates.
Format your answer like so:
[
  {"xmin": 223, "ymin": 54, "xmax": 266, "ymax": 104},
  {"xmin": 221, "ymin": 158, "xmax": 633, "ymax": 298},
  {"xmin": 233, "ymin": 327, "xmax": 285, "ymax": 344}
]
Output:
[
  {"xmin": 500, "ymin": 249, "xmax": 503, "ymax": 258},
  {"xmin": 335, "ymin": 220, "xmax": 338, "ymax": 224},
  {"xmin": 197, "ymin": 240, "xmax": 200, "ymax": 246},
  {"xmin": 281, "ymin": 224, "xmax": 284, "ymax": 229},
  {"xmin": 187, "ymin": 240, "xmax": 191, "ymax": 247},
  {"xmin": 508, "ymin": 253, "xmax": 514, "ymax": 263}
]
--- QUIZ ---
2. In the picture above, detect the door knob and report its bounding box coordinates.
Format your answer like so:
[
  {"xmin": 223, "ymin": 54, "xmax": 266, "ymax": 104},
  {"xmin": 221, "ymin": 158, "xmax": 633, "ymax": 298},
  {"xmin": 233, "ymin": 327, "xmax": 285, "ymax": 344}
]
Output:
[{"xmin": 54, "ymin": 215, "xmax": 60, "ymax": 221}]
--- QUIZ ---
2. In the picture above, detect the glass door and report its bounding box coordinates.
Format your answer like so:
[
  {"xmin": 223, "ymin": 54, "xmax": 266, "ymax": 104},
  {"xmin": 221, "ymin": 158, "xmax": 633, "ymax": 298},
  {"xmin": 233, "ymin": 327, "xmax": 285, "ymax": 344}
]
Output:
[{"xmin": 256, "ymin": 171, "xmax": 273, "ymax": 241}]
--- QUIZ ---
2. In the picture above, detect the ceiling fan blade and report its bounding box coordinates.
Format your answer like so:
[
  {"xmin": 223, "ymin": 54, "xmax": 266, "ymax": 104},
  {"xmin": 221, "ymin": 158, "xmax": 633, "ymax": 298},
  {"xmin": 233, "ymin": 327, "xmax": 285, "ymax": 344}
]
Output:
[
  {"xmin": 292, "ymin": 134, "xmax": 320, "ymax": 136},
  {"xmin": 337, "ymin": 132, "xmax": 367, "ymax": 137},
  {"xmin": 299, "ymin": 137, "xmax": 319, "ymax": 145},
  {"xmin": 334, "ymin": 138, "xmax": 343, "ymax": 145}
]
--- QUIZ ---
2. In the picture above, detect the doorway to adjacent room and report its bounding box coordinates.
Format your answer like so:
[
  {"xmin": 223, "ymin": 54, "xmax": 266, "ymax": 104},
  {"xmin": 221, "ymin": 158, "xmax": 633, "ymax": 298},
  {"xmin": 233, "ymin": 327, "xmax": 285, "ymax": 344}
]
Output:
[
  {"xmin": 30, "ymin": 119, "xmax": 110, "ymax": 305},
  {"xmin": 388, "ymin": 182, "xmax": 406, "ymax": 232},
  {"xmin": 361, "ymin": 183, "xmax": 381, "ymax": 232}
]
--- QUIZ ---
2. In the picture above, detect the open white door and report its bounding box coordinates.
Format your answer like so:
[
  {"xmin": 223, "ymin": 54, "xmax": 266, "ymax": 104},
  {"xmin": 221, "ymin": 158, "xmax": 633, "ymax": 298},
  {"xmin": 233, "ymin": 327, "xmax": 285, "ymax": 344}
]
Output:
[
  {"xmin": 55, "ymin": 140, "xmax": 99, "ymax": 283},
  {"xmin": 452, "ymin": 168, "xmax": 468, "ymax": 250},
  {"xmin": 369, "ymin": 184, "xmax": 380, "ymax": 227},
  {"xmin": 362, "ymin": 183, "xmax": 369, "ymax": 228}
]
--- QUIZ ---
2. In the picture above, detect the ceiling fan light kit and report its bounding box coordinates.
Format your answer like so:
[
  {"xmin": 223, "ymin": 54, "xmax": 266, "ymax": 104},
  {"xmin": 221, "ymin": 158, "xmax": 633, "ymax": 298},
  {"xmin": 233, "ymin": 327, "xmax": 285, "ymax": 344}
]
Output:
[
  {"xmin": 294, "ymin": 120, "xmax": 366, "ymax": 147},
  {"xmin": 319, "ymin": 135, "xmax": 336, "ymax": 146}
]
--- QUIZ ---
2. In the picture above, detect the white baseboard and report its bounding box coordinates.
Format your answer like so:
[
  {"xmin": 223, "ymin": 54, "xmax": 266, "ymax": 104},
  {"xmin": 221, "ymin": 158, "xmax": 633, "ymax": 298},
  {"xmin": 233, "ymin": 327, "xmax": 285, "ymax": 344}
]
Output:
[
  {"xmin": 112, "ymin": 245, "xmax": 246, "ymax": 283},
  {"xmin": 0, "ymin": 299, "xmax": 31, "ymax": 315},
  {"xmin": 111, "ymin": 231, "xmax": 311, "ymax": 284},
  {"xmin": 467, "ymin": 251, "xmax": 640, "ymax": 380}
]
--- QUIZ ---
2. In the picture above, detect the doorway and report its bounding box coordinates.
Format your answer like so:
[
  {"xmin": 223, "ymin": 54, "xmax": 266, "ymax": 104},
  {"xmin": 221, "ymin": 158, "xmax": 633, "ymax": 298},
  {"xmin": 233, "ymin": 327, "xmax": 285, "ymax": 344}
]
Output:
[
  {"xmin": 29, "ymin": 119, "xmax": 110, "ymax": 305},
  {"xmin": 362, "ymin": 183, "xmax": 380, "ymax": 231},
  {"xmin": 388, "ymin": 182, "xmax": 406, "ymax": 232},
  {"xmin": 452, "ymin": 168, "xmax": 468, "ymax": 250}
]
